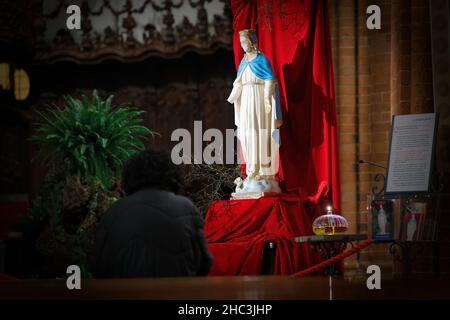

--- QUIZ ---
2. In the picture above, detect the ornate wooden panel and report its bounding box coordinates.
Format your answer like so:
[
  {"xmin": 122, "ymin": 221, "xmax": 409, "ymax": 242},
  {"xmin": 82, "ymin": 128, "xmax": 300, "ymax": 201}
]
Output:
[
  {"xmin": 29, "ymin": 0, "xmax": 233, "ymax": 64},
  {"xmin": 29, "ymin": 49, "xmax": 235, "ymax": 152}
]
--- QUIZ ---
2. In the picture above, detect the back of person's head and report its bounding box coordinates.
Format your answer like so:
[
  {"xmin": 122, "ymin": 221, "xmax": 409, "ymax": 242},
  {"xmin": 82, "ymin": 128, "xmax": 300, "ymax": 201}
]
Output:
[{"xmin": 121, "ymin": 149, "xmax": 181, "ymax": 196}]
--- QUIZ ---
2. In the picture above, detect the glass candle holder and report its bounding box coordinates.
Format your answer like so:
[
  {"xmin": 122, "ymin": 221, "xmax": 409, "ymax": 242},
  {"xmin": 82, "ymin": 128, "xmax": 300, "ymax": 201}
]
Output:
[{"xmin": 312, "ymin": 206, "xmax": 348, "ymax": 235}]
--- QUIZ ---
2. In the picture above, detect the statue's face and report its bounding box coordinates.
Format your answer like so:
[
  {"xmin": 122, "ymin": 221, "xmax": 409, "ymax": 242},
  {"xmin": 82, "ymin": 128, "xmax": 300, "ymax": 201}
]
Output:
[{"xmin": 240, "ymin": 35, "xmax": 254, "ymax": 53}]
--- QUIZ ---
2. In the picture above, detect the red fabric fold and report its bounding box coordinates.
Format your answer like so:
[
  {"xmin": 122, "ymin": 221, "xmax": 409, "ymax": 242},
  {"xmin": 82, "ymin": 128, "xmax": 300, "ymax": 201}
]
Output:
[{"xmin": 205, "ymin": 195, "xmax": 319, "ymax": 275}]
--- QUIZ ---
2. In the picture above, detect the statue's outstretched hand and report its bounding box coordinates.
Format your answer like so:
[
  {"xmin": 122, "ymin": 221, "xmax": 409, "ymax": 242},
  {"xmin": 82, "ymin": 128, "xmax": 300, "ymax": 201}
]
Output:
[
  {"xmin": 264, "ymin": 98, "xmax": 272, "ymax": 114},
  {"xmin": 275, "ymin": 119, "xmax": 283, "ymax": 128},
  {"xmin": 264, "ymin": 80, "xmax": 276, "ymax": 114},
  {"xmin": 227, "ymin": 82, "xmax": 242, "ymax": 104}
]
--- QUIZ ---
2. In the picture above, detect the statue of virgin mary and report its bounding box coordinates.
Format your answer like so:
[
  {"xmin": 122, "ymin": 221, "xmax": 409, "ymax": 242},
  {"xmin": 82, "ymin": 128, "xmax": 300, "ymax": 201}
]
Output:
[{"xmin": 227, "ymin": 29, "xmax": 283, "ymax": 196}]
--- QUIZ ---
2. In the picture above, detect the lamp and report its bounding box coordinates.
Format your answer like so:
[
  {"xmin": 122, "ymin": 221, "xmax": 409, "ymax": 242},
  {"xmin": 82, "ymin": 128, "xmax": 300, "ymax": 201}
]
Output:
[{"xmin": 312, "ymin": 205, "xmax": 348, "ymax": 235}]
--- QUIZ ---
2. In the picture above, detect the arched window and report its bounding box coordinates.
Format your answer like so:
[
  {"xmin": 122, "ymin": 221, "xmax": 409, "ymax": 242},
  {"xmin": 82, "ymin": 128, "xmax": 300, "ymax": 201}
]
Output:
[
  {"xmin": 13, "ymin": 69, "xmax": 30, "ymax": 101},
  {"xmin": 0, "ymin": 63, "xmax": 10, "ymax": 90},
  {"xmin": 0, "ymin": 63, "xmax": 30, "ymax": 101}
]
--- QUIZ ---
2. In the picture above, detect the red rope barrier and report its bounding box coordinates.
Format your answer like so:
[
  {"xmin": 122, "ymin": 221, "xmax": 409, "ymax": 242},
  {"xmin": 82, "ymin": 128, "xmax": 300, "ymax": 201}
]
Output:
[{"xmin": 292, "ymin": 239, "xmax": 374, "ymax": 277}]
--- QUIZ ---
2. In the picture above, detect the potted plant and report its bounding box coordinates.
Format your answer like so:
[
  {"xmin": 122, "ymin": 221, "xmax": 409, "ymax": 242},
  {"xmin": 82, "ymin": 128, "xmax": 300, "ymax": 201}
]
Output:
[{"xmin": 20, "ymin": 90, "xmax": 155, "ymax": 278}]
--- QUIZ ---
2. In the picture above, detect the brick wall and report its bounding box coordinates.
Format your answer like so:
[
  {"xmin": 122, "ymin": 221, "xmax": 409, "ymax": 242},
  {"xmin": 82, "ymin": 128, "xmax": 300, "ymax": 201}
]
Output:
[{"xmin": 329, "ymin": 0, "xmax": 447, "ymax": 278}]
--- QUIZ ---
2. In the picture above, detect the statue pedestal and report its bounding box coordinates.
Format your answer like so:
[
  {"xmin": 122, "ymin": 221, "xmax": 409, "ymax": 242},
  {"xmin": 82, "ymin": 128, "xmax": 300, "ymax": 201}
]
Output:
[
  {"xmin": 231, "ymin": 192, "xmax": 282, "ymax": 200},
  {"xmin": 204, "ymin": 194, "xmax": 319, "ymax": 275},
  {"xmin": 234, "ymin": 177, "xmax": 281, "ymax": 196}
]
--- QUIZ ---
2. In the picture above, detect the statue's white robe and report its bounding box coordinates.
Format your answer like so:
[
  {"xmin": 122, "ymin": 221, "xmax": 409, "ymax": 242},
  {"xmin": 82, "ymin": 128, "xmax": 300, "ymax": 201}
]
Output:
[{"xmin": 228, "ymin": 64, "xmax": 280, "ymax": 178}]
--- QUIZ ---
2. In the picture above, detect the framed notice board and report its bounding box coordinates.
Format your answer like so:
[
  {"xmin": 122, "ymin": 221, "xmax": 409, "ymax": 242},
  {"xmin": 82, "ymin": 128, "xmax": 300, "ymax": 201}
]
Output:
[{"xmin": 385, "ymin": 113, "xmax": 439, "ymax": 195}]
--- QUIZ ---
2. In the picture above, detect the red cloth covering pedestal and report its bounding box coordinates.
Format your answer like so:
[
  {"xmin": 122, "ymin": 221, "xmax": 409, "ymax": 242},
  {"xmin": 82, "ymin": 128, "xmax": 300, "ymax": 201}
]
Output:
[{"xmin": 205, "ymin": 195, "xmax": 319, "ymax": 275}]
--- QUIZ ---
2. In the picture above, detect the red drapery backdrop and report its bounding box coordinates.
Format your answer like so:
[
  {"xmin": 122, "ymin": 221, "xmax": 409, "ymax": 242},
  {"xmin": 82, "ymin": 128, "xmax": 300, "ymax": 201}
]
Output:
[{"xmin": 231, "ymin": 0, "xmax": 341, "ymax": 212}]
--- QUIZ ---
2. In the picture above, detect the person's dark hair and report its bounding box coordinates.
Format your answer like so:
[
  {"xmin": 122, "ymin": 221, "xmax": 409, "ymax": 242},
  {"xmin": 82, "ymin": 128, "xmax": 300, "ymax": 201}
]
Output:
[{"xmin": 121, "ymin": 149, "xmax": 181, "ymax": 195}]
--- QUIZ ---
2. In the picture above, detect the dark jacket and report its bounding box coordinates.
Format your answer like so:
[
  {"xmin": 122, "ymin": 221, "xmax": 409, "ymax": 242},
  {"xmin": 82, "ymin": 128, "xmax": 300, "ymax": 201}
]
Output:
[{"xmin": 95, "ymin": 188, "xmax": 213, "ymax": 277}]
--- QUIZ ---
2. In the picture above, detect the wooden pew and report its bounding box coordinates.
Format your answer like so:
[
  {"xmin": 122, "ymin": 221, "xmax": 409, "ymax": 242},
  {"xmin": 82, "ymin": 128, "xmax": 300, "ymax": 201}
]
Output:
[{"xmin": 1, "ymin": 276, "xmax": 450, "ymax": 300}]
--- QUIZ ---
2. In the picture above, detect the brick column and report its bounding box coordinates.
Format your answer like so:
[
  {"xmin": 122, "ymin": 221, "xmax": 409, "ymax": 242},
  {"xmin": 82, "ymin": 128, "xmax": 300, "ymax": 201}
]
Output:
[{"xmin": 330, "ymin": 0, "xmax": 436, "ymax": 278}]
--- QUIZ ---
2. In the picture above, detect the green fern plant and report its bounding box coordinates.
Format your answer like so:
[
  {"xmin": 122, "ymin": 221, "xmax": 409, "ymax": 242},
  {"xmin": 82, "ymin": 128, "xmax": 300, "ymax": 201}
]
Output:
[
  {"xmin": 21, "ymin": 90, "xmax": 156, "ymax": 277},
  {"xmin": 32, "ymin": 90, "xmax": 156, "ymax": 189}
]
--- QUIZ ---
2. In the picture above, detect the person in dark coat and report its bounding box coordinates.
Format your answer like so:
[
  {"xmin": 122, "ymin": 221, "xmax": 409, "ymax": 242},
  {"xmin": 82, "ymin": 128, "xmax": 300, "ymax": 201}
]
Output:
[{"xmin": 95, "ymin": 149, "xmax": 213, "ymax": 277}]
